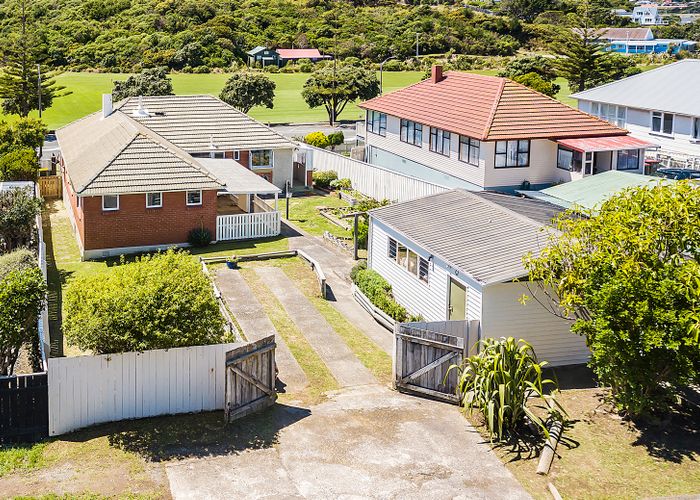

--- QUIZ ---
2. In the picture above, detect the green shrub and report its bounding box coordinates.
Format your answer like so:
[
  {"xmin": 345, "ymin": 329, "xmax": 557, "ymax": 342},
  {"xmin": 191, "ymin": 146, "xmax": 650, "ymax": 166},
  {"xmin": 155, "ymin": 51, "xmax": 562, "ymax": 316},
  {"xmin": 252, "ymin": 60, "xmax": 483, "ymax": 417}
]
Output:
[
  {"xmin": 304, "ymin": 131, "xmax": 330, "ymax": 148},
  {"xmin": 312, "ymin": 170, "xmax": 338, "ymax": 189},
  {"xmin": 329, "ymin": 177, "xmax": 351, "ymax": 190},
  {"xmin": 63, "ymin": 250, "xmax": 225, "ymax": 354},
  {"xmin": 0, "ymin": 188, "xmax": 42, "ymax": 253},
  {"xmin": 352, "ymin": 267, "xmax": 407, "ymax": 321},
  {"xmin": 297, "ymin": 58, "xmax": 313, "ymax": 73},
  {"xmin": 349, "ymin": 260, "xmax": 367, "ymax": 282},
  {"xmin": 382, "ymin": 59, "xmax": 403, "ymax": 71},
  {"xmin": 0, "ymin": 148, "xmax": 40, "ymax": 181},
  {"xmin": 0, "ymin": 248, "xmax": 35, "ymax": 276},
  {"xmin": 327, "ymin": 131, "xmax": 345, "ymax": 148},
  {"xmin": 453, "ymin": 337, "xmax": 564, "ymax": 442},
  {"xmin": 263, "ymin": 65, "xmax": 279, "ymax": 73},
  {"xmin": 188, "ymin": 227, "xmax": 212, "ymax": 247}
]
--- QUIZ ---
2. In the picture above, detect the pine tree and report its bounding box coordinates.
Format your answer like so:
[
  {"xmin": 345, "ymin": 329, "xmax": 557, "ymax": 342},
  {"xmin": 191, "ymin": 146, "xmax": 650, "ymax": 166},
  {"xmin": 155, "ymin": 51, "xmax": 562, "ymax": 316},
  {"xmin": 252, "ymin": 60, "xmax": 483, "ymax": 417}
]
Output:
[
  {"xmin": 552, "ymin": 15, "xmax": 607, "ymax": 93},
  {"xmin": 0, "ymin": 0, "xmax": 66, "ymax": 117}
]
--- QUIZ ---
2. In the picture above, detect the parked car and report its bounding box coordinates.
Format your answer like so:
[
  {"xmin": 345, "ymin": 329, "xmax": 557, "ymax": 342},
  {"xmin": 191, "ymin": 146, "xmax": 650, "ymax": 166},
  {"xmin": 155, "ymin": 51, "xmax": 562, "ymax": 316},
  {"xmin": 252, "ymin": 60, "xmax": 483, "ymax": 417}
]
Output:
[{"xmin": 655, "ymin": 168, "xmax": 700, "ymax": 180}]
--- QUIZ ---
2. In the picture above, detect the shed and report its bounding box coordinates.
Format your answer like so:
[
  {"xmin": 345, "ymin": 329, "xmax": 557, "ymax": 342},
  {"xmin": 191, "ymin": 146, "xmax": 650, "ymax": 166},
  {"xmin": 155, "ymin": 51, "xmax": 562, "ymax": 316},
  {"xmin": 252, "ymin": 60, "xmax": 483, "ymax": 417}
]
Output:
[{"xmin": 368, "ymin": 189, "xmax": 590, "ymax": 366}]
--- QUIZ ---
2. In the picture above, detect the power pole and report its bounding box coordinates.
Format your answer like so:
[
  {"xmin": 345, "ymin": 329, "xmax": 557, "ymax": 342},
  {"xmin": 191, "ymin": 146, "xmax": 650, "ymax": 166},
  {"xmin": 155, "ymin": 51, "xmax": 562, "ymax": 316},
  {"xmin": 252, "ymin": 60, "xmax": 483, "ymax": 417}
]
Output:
[
  {"xmin": 416, "ymin": 33, "xmax": 419, "ymax": 58},
  {"xmin": 37, "ymin": 64, "xmax": 42, "ymax": 119}
]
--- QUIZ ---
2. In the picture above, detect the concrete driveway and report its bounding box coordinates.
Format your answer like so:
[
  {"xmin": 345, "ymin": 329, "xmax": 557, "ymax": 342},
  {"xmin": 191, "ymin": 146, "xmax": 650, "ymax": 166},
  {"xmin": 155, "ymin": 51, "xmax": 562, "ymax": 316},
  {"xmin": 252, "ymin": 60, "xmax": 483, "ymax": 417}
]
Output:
[{"xmin": 166, "ymin": 385, "xmax": 530, "ymax": 499}]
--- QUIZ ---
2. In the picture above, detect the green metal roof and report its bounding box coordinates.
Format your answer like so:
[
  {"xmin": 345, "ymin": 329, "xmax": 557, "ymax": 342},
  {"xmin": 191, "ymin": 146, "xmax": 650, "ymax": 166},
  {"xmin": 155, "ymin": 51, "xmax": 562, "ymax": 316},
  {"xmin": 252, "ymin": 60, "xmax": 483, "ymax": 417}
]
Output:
[{"xmin": 520, "ymin": 171, "xmax": 666, "ymax": 211}]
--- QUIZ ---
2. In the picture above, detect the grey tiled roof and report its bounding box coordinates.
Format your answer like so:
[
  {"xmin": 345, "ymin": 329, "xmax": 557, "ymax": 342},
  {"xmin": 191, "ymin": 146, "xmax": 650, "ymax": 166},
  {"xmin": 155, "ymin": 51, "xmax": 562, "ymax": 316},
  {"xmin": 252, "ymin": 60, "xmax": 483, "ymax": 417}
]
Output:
[
  {"xmin": 370, "ymin": 189, "xmax": 558, "ymax": 285},
  {"xmin": 117, "ymin": 95, "xmax": 293, "ymax": 152}
]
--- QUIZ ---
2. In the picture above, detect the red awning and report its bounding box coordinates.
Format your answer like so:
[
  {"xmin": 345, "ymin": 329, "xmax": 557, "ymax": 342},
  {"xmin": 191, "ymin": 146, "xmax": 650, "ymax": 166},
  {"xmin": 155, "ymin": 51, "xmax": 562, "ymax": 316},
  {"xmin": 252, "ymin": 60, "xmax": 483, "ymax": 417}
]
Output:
[{"xmin": 556, "ymin": 135, "xmax": 658, "ymax": 153}]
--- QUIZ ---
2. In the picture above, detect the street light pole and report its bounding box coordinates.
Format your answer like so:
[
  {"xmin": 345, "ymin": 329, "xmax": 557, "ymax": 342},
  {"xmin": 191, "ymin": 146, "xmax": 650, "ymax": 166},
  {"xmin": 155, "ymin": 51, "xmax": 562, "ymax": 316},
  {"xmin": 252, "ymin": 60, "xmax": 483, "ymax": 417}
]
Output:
[
  {"xmin": 379, "ymin": 56, "xmax": 396, "ymax": 95},
  {"xmin": 416, "ymin": 33, "xmax": 420, "ymax": 58},
  {"xmin": 37, "ymin": 64, "xmax": 42, "ymax": 119}
]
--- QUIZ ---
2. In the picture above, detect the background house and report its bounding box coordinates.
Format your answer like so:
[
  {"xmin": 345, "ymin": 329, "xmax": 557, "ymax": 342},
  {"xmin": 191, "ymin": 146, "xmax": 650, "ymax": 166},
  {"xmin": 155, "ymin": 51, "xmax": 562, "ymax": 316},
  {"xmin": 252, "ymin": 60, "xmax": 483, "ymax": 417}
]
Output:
[
  {"xmin": 368, "ymin": 189, "xmax": 589, "ymax": 366},
  {"xmin": 631, "ymin": 4, "xmax": 667, "ymax": 25},
  {"xmin": 590, "ymin": 27, "xmax": 696, "ymax": 54},
  {"xmin": 246, "ymin": 47, "xmax": 331, "ymax": 67},
  {"xmin": 572, "ymin": 60, "xmax": 700, "ymax": 165},
  {"xmin": 57, "ymin": 94, "xmax": 290, "ymax": 259},
  {"xmin": 357, "ymin": 66, "xmax": 654, "ymax": 193}
]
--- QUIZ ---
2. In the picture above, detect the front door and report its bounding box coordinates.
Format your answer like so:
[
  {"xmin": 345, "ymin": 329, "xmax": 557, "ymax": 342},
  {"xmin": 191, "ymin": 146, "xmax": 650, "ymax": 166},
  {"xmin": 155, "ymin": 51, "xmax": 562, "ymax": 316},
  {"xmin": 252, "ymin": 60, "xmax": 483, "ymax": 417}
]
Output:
[{"xmin": 448, "ymin": 279, "xmax": 466, "ymax": 321}]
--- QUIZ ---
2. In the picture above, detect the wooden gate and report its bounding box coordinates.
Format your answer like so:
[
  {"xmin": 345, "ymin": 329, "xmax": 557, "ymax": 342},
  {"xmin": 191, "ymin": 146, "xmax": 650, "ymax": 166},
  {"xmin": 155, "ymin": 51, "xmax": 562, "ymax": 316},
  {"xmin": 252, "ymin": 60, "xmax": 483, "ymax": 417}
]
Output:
[
  {"xmin": 394, "ymin": 320, "xmax": 479, "ymax": 404},
  {"xmin": 225, "ymin": 335, "xmax": 277, "ymax": 422},
  {"xmin": 0, "ymin": 373, "xmax": 49, "ymax": 444},
  {"xmin": 38, "ymin": 176, "xmax": 62, "ymax": 199}
]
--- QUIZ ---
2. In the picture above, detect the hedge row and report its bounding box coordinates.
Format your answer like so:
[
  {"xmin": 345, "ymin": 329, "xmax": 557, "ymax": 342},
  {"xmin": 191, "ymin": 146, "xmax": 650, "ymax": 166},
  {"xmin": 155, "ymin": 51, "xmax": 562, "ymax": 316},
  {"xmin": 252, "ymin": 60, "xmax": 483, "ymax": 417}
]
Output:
[{"xmin": 351, "ymin": 261, "xmax": 408, "ymax": 322}]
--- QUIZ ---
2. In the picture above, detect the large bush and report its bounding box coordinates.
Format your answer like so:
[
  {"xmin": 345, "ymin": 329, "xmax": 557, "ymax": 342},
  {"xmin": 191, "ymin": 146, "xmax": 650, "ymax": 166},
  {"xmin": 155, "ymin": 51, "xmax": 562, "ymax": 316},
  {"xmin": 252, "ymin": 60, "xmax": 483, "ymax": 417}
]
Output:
[
  {"xmin": 453, "ymin": 337, "xmax": 563, "ymax": 442},
  {"xmin": 0, "ymin": 187, "xmax": 42, "ymax": 253},
  {"xmin": 304, "ymin": 131, "xmax": 329, "ymax": 149},
  {"xmin": 312, "ymin": 170, "xmax": 337, "ymax": 189},
  {"xmin": 0, "ymin": 249, "xmax": 46, "ymax": 376},
  {"xmin": 63, "ymin": 250, "xmax": 225, "ymax": 354},
  {"xmin": 0, "ymin": 148, "xmax": 40, "ymax": 181},
  {"xmin": 525, "ymin": 181, "xmax": 700, "ymax": 417},
  {"xmin": 352, "ymin": 265, "xmax": 407, "ymax": 322}
]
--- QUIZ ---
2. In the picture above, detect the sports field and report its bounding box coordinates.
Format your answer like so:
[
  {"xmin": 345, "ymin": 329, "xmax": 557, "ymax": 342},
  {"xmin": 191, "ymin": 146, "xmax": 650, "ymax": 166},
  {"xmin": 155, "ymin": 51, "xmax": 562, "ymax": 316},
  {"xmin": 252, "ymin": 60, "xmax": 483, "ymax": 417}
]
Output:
[{"xmin": 18, "ymin": 70, "xmax": 575, "ymax": 130}]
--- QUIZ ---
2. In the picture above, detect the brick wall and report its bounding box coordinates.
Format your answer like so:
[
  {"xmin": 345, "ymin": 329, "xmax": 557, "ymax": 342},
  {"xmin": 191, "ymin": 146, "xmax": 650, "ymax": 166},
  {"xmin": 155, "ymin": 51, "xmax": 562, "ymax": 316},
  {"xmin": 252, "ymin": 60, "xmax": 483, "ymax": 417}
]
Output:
[
  {"xmin": 62, "ymin": 164, "xmax": 85, "ymax": 247},
  {"xmin": 81, "ymin": 190, "xmax": 218, "ymax": 251}
]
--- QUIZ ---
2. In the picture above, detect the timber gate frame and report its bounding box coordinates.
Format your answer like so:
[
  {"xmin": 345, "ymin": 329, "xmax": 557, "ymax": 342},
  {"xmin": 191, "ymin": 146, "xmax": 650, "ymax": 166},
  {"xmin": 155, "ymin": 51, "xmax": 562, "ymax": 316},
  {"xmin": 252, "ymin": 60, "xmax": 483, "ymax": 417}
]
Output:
[
  {"xmin": 225, "ymin": 335, "xmax": 277, "ymax": 422},
  {"xmin": 394, "ymin": 320, "xmax": 480, "ymax": 404}
]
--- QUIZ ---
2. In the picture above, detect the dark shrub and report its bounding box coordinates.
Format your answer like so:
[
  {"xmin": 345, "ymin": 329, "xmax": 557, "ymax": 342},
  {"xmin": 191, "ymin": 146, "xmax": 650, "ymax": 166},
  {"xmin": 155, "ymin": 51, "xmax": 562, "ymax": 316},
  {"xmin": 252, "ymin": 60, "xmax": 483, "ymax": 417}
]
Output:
[
  {"xmin": 312, "ymin": 170, "xmax": 338, "ymax": 189},
  {"xmin": 188, "ymin": 227, "xmax": 212, "ymax": 247}
]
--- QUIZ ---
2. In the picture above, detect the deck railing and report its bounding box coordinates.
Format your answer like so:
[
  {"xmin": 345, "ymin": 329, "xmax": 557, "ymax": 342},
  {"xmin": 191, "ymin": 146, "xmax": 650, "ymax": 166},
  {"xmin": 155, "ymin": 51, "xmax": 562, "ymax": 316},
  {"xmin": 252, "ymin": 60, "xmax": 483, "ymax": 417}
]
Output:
[{"xmin": 216, "ymin": 211, "xmax": 281, "ymax": 241}]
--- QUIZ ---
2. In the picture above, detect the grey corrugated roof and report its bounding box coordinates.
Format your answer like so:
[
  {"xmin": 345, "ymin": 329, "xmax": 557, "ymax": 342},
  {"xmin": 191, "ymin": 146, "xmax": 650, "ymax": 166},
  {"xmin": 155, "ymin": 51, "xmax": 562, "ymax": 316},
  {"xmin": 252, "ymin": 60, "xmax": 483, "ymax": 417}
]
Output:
[
  {"xmin": 370, "ymin": 189, "xmax": 555, "ymax": 285},
  {"xmin": 247, "ymin": 46, "xmax": 269, "ymax": 56},
  {"xmin": 116, "ymin": 95, "xmax": 293, "ymax": 152},
  {"xmin": 198, "ymin": 159, "xmax": 281, "ymax": 194},
  {"xmin": 474, "ymin": 191, "xmax": 564, "ymax": 226},
  {"xmin": 571, "ymin": 60, "xmax": 700, "ymax": 116}
]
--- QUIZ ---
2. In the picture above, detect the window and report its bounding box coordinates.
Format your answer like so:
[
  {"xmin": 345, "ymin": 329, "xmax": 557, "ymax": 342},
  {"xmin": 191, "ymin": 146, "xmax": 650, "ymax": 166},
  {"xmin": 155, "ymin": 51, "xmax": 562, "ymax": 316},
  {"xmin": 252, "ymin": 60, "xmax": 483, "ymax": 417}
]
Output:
[
  {"xmin": 367, "ymin": 110, "xmax": 387, "ymax": 136},
  {"xmin": 190, "ymin": 152, "xmax": 210, "ymax": 158},
  {"xmin": 591, "ymin": 103, "xmax": 626, "ymax": 127},
  {"xmin": 556, "ymin": 146, "xmax": 583, "ymax": 172},
  {"xmin": 388, "ymin": 237, "xmax": 429, "ymax": 284},
  {"xmin": 251, "ymin": 150, "xmax": 272, "ymax": 169},
  {"xmin": 616, "ymin": 149, "xmax": 640, "ymax": 171},
  {"xmin": 102, "ymin": 194, "xmax": 119, "ymax": 211},
  {"xmin": 146, "ymin": 192, "xmax": 162, "ymax": 208},
  {"xmin": 400, "ymin": 119, "xmax": 422, "ymax": 146},
  {"xmin": 693, "ymin": 117, "xmax": 700, "ymax": 140},
  {"xmin": 459, "ymin": 136, "xmax": 480, "ymax": 166},
  {"xmin": 212, "ymin": 151, "xmax": 224, "ymax": 159},
  {"xmin": 429, "ymin": 128, "xmax": 451, "ymax": 156},
  {"xmin": 652, "ymin": 111, "xmax": 674, "ymax": 135},
  {"xmin": 495, "ymin": 140, "xmax": 530, "ymax": 168},
  {"xmin": 234, "ymin": 150, "xmax": 241, "ymax": 161},
  {"xmin": 186, "ymin": 190, "xmax": 202, "ymax": 206}
]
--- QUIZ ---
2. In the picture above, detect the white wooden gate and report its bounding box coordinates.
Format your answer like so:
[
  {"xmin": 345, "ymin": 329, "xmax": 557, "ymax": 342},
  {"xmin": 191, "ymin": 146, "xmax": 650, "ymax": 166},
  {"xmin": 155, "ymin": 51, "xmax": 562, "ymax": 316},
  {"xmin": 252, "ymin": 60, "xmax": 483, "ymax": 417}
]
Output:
[{"xmin": 216, "ymin": 212, "xmax": 281, "ymax": 241}]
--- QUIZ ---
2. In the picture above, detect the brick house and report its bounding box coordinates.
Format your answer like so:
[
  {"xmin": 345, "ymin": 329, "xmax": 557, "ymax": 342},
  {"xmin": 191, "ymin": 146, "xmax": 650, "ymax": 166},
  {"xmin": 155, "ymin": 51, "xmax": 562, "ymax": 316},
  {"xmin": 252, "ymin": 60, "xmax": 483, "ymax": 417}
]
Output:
[{"xmin": 57, "ymin": 94, "xmax": 294, "ymax": 259}]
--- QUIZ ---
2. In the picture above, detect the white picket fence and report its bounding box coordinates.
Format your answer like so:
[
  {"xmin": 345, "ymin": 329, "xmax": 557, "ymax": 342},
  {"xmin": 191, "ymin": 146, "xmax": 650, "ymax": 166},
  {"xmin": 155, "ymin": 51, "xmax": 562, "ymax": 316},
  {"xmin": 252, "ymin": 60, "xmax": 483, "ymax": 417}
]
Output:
[
  {"xmin": 47, "ymin": 343, "xmax": 237, "ymax": 436},
  {"xmin": 216, "ymin": 211, "xmax": 281, "ymax": 241},
  {"xmin": 307, "ymin": 146, "xmax": 448, "ymax": 203}
]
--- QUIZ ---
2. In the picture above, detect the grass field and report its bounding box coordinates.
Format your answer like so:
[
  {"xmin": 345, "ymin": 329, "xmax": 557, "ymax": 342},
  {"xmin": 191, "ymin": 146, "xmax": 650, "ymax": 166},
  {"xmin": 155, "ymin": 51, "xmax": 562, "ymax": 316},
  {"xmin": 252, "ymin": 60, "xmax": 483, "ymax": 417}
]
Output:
[{"xmin": 18, "ymin": 70, "xmax": 576, "ymax": 130}]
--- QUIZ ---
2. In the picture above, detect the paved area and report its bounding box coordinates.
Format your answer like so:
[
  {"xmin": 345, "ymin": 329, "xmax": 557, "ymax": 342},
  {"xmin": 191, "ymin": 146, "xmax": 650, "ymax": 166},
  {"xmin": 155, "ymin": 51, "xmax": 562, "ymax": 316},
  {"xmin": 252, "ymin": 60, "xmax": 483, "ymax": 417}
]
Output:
[
  {"xmin": 255, "ymin": 266, "xmax": 376, "ymax": 388},
  {"xmin": 166, "ymin": 385, "xmax": 530, "ymax": 499},
  {"xmin": 215, "ymin": 268, "xmax": 307, "ymax": 393},
  {"xmin": 270, "ymin": 122, "xmax": 356, "ymax": 142}
]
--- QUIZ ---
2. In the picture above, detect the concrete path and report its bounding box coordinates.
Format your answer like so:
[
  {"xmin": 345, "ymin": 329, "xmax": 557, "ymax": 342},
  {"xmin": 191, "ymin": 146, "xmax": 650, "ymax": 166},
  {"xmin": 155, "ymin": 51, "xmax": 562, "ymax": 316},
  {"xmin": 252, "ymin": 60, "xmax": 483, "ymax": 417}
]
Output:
[
  {"xmin": 215, "ymin": 268, "xmax": 307, "ymax": 394},
  {"xmin": 254, "ymin": 266, "xmax": 376, "ymax": 388},
  {"xmin": 166, "ymin": 385, "xmax": 531, "ymax": 499},
  {"xmin": 288, "ymin": 236, "xmax": 394, "ymax": 355}
]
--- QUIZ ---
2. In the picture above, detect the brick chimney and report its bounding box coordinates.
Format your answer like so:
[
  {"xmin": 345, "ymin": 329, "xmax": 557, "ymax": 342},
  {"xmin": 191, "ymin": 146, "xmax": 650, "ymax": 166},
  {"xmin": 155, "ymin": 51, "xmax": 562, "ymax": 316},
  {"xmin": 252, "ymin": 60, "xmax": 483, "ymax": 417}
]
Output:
[{"xmin": 431, "ymin": 65, "xmax": 444, "ymax": 84}]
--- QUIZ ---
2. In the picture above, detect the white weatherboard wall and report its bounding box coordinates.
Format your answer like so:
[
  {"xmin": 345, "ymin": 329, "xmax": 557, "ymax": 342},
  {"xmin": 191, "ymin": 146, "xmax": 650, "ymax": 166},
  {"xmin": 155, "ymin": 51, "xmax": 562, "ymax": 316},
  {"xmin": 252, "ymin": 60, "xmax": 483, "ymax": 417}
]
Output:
[
  {"xmin": 368, "ymin": 220, "xmax": 482, "ymax": 322},
  {"xmin": 308, "ymin": 146, "xmax": 447, "ymax": 203},
  {"xmin": 48, "ymin": 343, "xmax": 237, "ymax": 436}
]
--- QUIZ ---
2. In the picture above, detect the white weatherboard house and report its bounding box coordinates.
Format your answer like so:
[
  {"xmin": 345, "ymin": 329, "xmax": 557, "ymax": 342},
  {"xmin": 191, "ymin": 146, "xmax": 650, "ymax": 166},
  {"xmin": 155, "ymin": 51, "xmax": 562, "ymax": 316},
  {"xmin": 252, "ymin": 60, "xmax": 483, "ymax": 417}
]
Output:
[
  {"xmin": 368, "ymin": 189, "xmax": 590, "ymax": 367},
  {"xmin": 572, "ymin": 60, "xmax": 700, "ymax": 162}
]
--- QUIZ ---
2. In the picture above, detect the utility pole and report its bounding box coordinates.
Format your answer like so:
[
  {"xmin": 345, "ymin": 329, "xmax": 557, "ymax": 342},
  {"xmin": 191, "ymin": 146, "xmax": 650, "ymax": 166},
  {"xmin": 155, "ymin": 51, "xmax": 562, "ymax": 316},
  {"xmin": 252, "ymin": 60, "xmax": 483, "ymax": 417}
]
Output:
[
  {"xmin": 416, "ymin": 33, "xmax": 420, "ymax": 58},
  {"xmin": 37, "ymin": 64, "xmax": 42, "ymax": 119}
]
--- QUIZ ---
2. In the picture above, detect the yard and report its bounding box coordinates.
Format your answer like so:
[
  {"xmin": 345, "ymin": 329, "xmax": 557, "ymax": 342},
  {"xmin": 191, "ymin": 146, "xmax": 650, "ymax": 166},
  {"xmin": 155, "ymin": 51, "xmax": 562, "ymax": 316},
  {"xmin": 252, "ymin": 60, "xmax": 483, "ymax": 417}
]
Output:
[{"xmin": 14, "ymin": 70, "xmax": 577, "ymax": 130}]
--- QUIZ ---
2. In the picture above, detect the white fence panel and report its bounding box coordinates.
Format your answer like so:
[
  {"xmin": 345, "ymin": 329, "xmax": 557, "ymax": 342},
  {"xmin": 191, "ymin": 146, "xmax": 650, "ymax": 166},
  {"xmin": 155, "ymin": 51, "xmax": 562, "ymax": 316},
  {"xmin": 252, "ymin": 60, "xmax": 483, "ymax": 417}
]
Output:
[
  {"xmin": 216, "ymin": 211, "xmax": 281, "ymax": 241},
  {"xmin": 308, "ymin": 146, "xmax": 448, "ymax": 203},
  {"xmin": 47, "ymin": 343, "xmax": 237, "ymax": 436}
]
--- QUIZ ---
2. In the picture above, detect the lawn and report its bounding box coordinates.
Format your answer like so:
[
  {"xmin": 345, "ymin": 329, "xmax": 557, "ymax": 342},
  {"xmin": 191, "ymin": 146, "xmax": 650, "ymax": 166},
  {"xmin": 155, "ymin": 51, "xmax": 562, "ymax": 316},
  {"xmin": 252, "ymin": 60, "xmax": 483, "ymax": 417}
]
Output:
[
  {"xmin": 19, "ymin": 69, "xmax": 581, "ymax": 130},
  {"xmin": 277, "ymin": 190, "xmax": 353, "ymax": 239}
]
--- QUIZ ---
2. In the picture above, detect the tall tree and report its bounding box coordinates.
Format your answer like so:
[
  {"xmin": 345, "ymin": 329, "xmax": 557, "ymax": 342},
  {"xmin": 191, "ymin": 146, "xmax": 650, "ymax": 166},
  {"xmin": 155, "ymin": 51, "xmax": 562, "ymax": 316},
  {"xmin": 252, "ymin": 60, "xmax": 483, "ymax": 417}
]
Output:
[
  {"xmin": 219, "ymin": 72, "xmax": 276, "ymax": 114},
  {"xmin": 112, "ymin": 67, "xmax": 174, "ymax": 101},
  {"xmin": 0, "ymin": 0, "xmax": 66, "ymax": 117},
  {"xmin": 302, "ymin": 65, "xmax": 380, "ymax": 125},
  {"xmin": 552, "ymin": 21, "xmax": 607, "ymax": 93}
]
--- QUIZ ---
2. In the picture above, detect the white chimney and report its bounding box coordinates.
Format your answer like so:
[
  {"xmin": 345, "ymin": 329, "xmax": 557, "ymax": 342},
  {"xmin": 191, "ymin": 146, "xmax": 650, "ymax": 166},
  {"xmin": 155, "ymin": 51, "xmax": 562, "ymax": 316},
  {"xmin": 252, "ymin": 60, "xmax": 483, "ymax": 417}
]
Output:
[
  {"xmin": 102, "ymin": 94, "xmax": 113, "ymax": 118},
  {"xmin": 132, "ymin": 96, "xmax": 150, "ymax": 118}
]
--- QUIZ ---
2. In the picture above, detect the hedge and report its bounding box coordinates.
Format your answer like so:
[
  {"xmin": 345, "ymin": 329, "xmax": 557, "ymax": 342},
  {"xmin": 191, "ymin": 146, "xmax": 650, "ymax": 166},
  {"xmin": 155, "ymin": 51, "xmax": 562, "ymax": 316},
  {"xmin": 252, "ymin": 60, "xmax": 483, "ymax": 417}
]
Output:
[
  {"xmin": 312, "ymin": 170, "xmax": 338, "ymax": 189},
  {"xmin": 351, "ymin": 262, "xmax": 408, "ymax": 322}
]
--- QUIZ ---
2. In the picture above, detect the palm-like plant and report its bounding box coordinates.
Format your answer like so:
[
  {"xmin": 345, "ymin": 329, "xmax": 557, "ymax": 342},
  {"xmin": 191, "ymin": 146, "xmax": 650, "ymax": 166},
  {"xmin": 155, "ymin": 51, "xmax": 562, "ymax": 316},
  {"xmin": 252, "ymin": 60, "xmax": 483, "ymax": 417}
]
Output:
[{"xmin": 452, "ymin": 337, "xmax": 565, "ymax": 442}]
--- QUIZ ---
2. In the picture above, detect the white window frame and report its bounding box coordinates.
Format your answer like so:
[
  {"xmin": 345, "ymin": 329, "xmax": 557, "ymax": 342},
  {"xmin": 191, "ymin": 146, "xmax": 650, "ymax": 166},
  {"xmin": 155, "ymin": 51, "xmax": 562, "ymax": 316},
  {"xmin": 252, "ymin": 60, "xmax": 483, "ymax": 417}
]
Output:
[
  {"xmin": 651, "ymin": 111, "xmax": 674, "ymax": 136},
  {"xmin": 590, "ymin": 102, "xmax": 626, "ymax": 127},
  {"xmin": 186, "ymin": 190, "xmax": 202, "ymax": 206},
  {"xmin": 388, "ymin": 237, "xmax": 429, "ymax": 285},
  {"xmin": 146, "ymin": 192, "xmax": 162, "ymax": 208},
  {"xmin": 234, "ymin": 150, "xmax": 241, "ymax": 161},
  {"xmin": 102, "ymin": 194, "xmax": 119, "ymax": 211},
  {"xmin": 250, "ymin": 150, "xmax": 273, "ymax": 170},
  {"xmin": 692, "ymin": 117, "xmax": 700, "ymax": 142}
]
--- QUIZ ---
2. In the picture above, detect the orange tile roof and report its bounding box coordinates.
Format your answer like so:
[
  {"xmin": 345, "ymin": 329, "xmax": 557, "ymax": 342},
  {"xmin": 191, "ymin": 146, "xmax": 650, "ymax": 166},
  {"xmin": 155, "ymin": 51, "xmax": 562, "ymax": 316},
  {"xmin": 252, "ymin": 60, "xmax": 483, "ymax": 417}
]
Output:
[{"xmin": 360, "ymin": 71, "xmax": 627, "ymax": 141}]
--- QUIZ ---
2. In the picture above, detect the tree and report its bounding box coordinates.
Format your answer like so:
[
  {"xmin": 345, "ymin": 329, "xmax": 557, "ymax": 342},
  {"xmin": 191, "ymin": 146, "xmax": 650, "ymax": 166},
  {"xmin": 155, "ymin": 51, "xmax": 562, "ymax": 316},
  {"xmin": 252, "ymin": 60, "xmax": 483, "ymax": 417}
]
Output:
[
  {"xmin": 0, "ymin": 187, "xmax": 42, "ymax": 252},
  {"xmin": 0, "ymin": 248, "xmax": 46, "ymax": 376},
  {"xmin": 500, "ymin": 0, "xmax": 557, "ymax": 22},
  {"xmin": 327, "ymin": 131, "xmax": 345, "ymax": 150},
  {"xmin": 302, "ymin": 65, "xmax": 380, "ymax": 125},
  {"xmin": 0, "ymin": 148, "xmax": 40, "ymax": 181},
  {"xmin": 524, "ymin": 182, "xmax": 700, "ymax": 417},
  {"xmin": 63, "ymin": 250, "xmax": 226, "ymax": 354},
  {"xmin": 304, "ymin": 131, "xmax": 330, "ymax": 148},
  {"xmin": 0, "ymin": 0, "xmax": 67, "ymax": 117},
  {"xmin": 219, "ymin": 72, "xmax": 276, "ymax": 114},
  {"xmin": 112, "ymin": 67, "xmax": 174, "ymax": 101},
  {"xmin": 513, "ymin": 72, "xmax": 560, "ymax": 97},
  {"xmin": 498, "ymin": 55, "xmax": 558, "ymax": 82},
  {"xmin": 552, "ymin": 24, "xmax": 608, "ymax": 93},
  {"xmin": 0, "ymin": 118, "xmax": 47, "ymax": 155}
]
